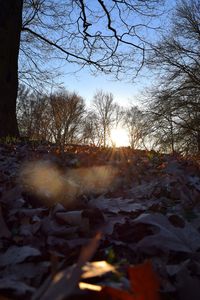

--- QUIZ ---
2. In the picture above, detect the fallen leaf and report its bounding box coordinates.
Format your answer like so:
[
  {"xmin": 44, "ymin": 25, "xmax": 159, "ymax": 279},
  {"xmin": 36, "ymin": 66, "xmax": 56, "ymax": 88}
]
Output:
[
  {"xmin": 90, "ymin": 196, "xmax": 147, "ymax": 214},
  {"xmin": 100, "ymin": 260, "xmax": 160, "ymax": 300},
  {"xmin": 56, "ymin": 210, "xmax": 86, "ymax": 226},
  {"xmin": 134, "ymin": 213, "xmax": 200, "ymax": 253},
  {"xmin": 0, "ymin": 277, "xmax": 35, "ymax": 295},
  {"xmin": 0, "ymin": 246, "xmax": 41, "ymax": 267},
  {"xmin": 129, "ymin": 260, "xmax": 160, "ymax": 300}
]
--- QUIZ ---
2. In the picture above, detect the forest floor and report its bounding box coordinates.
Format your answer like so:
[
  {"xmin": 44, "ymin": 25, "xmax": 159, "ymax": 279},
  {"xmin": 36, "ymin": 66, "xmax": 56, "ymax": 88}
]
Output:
[{"xmin": 0, "ymin": 142, "xmax": 200, "ymax": 300}]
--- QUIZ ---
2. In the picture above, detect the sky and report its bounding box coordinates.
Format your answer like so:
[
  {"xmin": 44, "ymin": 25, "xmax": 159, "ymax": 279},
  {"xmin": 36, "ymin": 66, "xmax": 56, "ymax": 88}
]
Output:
[
  {"xmin": 21, "ymin": 0, "xmax": 175, "ymax": 109},
  {"xmin": 58, "ymin": 0, "xmax": 175, "ymax": 108},
  {"xmin": 62, "ymin": 67, "xmax": 144, "ymax": 108}
]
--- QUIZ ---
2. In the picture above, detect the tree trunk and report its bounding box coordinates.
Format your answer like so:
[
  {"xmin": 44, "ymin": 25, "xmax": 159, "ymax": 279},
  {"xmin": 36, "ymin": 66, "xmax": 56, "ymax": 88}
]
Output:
[{"xmin": 0, "ymin": 0, "xmax": 23, "ymax": 138}]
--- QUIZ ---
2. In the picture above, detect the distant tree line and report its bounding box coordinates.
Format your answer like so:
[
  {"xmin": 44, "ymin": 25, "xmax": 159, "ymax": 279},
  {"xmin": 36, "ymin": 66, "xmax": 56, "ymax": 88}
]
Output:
[
  {"xmin": 17, "ymin": 81, "xmax": 199, "ymax": 156},
  {"xmin": 17, "ymin": 85, "xmax": 146, "ymax": 149}
]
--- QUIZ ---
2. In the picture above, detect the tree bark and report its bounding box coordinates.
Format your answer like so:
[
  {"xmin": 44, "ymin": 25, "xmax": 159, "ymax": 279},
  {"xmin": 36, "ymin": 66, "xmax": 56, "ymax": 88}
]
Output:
[{"xmin": 0, "ymin": 0, "xmax": 23, "ymax": 138}]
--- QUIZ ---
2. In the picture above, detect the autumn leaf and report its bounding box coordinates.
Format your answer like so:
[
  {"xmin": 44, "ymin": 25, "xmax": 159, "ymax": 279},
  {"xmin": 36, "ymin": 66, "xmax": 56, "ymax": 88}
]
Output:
[
  {"xmin": 134, "ymin": 213, "xmax": 200, "ymax": 253},
  {"xmin": 100, "ymin": 260, "xmax": 160, "ymax": 300},
  {"xmin": 129, "ymin": 260, "xmax": 160, "ymax": 300}
]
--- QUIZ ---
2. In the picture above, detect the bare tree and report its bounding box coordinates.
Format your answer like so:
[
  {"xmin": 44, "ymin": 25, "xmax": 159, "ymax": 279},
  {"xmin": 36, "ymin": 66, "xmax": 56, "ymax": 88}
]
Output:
[
  {"xmin": 17, "ymin": 87, "xmax": 85, "ymax": 145},
  {"xmin": 17, "ymin": 86, "xmax": 52, "ymax": 141},
  {"xmin": 145, "ymin": 90, "xmax": 179, "ymax": 153},
  {"xmin": 17, "ymin": 84, "xmax": 35, "ymax": 137},
  {"xmin": 93, "ymin": 90, "xmax": 117, "ymax": 147},
  {"xmin": 124, "ymin": 106, "xmax": 146, "ymax": 149},
  {"xmin": 0, "ymin": 0, "xmax": 164, "ymax": 137},
  {"xmin": 81, "ymin": 111, "xmax": 101, "ymax": 146},
  {"xmin": 146, "ymin": 0, "xmax": 200, "ymax": 154},
  {"xmin": 149, "ymin": 0, "xmax": 200, "ymax": 91},
  {"xmin": 49, "ymin": 90, "xmax": 85, "ymax": 148}
]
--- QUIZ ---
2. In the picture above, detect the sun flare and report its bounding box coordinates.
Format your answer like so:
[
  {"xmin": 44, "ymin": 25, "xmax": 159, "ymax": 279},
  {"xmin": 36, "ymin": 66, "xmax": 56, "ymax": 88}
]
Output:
[{"xmin": 110, "ymin": 127, "xmax": 129, "ymax": 147}]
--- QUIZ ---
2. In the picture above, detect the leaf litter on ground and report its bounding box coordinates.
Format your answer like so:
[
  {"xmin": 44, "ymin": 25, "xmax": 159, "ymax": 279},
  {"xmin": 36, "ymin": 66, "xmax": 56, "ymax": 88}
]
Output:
[{"xmin": 0, "ymin": 142, "xmax": 200, "ymax": 299}]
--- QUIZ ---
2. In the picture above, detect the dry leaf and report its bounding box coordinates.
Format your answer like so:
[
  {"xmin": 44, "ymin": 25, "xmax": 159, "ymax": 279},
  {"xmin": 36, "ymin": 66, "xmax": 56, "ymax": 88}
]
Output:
[
  {"xmin": 129, "ymin": 260, "xmax": 160, "ymax": 300},
  {"xmin": 134, "ymin": 213, "xmax": 200, "ymax": 253}
]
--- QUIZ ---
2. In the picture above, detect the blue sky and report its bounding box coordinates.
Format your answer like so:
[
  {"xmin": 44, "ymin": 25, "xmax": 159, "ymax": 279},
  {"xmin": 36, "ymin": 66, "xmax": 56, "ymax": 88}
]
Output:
[
  {"xmin": 21, "ymin": 0, "xmax": 176, "ymax": 107},
  {"xmin": 59, "ymin": 0, "xmax": 175, "ymax": 108},
  {"xmin": 62, "ymin": 68, "xmax": 144, "ymax": 107},
  {"xmin": 60, "ymin": 47, "xmax": 158, "ymax": 108}
]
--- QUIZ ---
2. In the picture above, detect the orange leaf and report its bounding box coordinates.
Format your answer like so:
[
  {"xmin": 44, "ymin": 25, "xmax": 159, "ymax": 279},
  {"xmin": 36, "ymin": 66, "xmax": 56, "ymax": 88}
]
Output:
[
  {"xmin": 98, "ymin": 260, "xmax": 160, "ymax": 300},
  {"xmin": 128, "ymin": 260, "xmax": 160, "ymax": 300}
]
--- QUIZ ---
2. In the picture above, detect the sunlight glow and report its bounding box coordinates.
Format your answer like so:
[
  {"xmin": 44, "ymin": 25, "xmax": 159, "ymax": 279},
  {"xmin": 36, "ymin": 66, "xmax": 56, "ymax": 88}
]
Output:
[{"xmin": 110, "ymin": 127, "xmax": 129, "ymax": 147}]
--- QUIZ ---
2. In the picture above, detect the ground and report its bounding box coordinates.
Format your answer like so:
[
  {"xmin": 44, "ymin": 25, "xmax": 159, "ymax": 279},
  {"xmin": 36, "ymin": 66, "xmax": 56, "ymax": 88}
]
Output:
[{"xmin": 0, "ymin": 142, "xmax": 200, "ymax": 299}]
